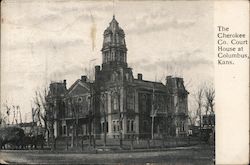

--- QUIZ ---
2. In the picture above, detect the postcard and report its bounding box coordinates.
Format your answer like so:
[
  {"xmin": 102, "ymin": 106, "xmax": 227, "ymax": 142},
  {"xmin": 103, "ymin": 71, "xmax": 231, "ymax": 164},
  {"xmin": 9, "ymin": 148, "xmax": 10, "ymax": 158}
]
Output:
[{"xmin": 0, "ymin": 0, "xmax": 249, "ymax": 164}]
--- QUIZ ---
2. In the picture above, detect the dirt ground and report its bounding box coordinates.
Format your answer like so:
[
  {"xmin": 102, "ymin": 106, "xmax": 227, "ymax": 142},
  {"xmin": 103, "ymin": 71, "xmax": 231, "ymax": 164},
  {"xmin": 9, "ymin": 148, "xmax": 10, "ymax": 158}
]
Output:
[{"xmin": 0, "ymin": 144, "xmax": 214, "ymax": 165}]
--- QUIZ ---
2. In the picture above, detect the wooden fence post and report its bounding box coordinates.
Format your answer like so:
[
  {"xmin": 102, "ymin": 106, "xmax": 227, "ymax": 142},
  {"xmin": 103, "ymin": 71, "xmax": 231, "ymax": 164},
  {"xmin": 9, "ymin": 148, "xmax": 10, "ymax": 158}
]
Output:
[
  {"xmin": 93, "ymin": 135, "xmax": 96, "ymax": 148},
  {"xmin": 130, "ymin": 138, "xmax": 134, "ymax": 150},
  {"xmin": 66, "ymin": 137, "xmax": 68, "ymax": 151},
  {"xmin": 54, "ymin": 137, "xmax": 56, "ymax": 150},
  {"xmin": 81, "ymin": 137, "xmax": 84, "ymax": 151},
  {"xmin": 147, "ymin": 138, "xmax": 150, "ymax": 149}
]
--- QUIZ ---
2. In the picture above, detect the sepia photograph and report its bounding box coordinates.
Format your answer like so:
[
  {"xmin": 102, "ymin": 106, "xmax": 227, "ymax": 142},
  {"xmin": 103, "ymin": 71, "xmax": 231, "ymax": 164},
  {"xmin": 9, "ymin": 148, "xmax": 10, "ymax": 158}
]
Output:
[{"xmin": 3, "ymin": 0, "xmax": 248, "ymax": 164}]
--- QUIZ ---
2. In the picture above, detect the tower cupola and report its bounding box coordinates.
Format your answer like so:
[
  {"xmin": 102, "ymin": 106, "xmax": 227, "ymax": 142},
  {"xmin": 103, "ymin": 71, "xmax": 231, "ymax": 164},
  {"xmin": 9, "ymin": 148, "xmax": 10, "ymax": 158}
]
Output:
[{"xmin": 101, "ymin": 15, "xmax": 128, "ymax": 69}]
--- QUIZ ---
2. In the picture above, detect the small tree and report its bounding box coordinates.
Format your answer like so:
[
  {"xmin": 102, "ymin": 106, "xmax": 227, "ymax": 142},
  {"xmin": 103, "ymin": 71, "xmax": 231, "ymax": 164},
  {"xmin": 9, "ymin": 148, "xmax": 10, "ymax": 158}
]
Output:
[{"xmin": 204, "ymin": 86, "xmax": 215, "ymax": 115}]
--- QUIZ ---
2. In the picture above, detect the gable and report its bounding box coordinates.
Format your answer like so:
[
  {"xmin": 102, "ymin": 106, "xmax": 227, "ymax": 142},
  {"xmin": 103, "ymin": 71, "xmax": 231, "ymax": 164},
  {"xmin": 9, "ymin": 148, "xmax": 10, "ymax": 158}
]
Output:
[{"xmin": 66, "ymin": 81, "xmax": 90, "ymax": 97}]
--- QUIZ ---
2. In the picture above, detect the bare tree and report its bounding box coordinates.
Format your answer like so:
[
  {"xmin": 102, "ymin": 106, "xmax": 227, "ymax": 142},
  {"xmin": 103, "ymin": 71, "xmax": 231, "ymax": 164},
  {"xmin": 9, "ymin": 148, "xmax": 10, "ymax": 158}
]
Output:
[
  {"xmin": 1, "ymin": 101, "xmax": 22, "ymax": 126},
  {"xmin": 67, "ymin": 97, "xmax": 80, "ymax": 148},
  {"xmin": 100, "ymin": 92, "xmax": 107, "ymax": 146},
  {"xmin": 33, "ymin": 87, "xmax": 55, "ymax": 148},
  {"xmin": 194, "ymin": 87, "xmax": 204, "ymax": 142},
  {"xmin": 151, "ymin": 84, "xmax": 159, "ymax": 140},
  {"xmin": 33, "ymin": 91, "xmax": 43, "ymax": 126},
  {"xmin": 204, "ymin": 86, "xmax": 215, "ymax": 115},
  {"xmin": 3, "ymin": 101, "xmax": 11, "ymax": 125},
  {"xmin": 0, "ymin": 106, "xmax": 7, "ymax": 127},
  {"xmin": 47, "ymin": 103, "xmax": 56, "ymax": 150},
  {"xmin": 188, "ymin": 109, "xmax": 197, "ymax": 126}
]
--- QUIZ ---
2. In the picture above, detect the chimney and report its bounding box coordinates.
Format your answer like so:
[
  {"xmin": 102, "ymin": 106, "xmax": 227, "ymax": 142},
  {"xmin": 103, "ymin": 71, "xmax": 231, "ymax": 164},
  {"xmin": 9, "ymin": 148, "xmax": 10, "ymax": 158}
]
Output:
[
  {"xmin": 138, "ymin": 73, "xmax": 143, "ymax": 80},
  {"xmin": 95, "ymin": 65, "xmax": 100, "ymax": 72},
  {"xmin": 95, "ymin": 65, "xmax": 101, "ymax": 81},
  {"xmin": 63, "ymin": 79, "xmax": 67, "ymax": 89},
  {"xmin": 166, "ymin": 76, "xmax": 172, "ymax": 86},
  {"xmin": 81, "ymin": 75, "xmax": 87, "ymax": 82}
]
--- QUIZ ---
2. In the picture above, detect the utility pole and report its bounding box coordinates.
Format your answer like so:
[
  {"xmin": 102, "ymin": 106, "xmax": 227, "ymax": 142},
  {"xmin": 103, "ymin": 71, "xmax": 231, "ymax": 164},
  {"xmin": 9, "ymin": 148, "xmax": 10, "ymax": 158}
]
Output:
[
  {"xmin": 114, "ymin": 83, "xmax": 123, "ymax": 148},
  {"xmin": 151, "ymin": 84, "xmax": 156, "ymax": 140},
  {"xmin": 118, "ymin": 88, "xmax": 123, "ymax": 148},
  {"xmin": 88, "ymin": 94, "xmax": 92, "ymax": 146},
  {"xmin": 199, "ymin": 107, "xmax": 202, "ymax": 144},
  {"xmin": 16, "ymin": 106, "xmax": 22, "ymax": 124},
  {"xmin": 12, "ymin": 105, "xmax": 16, "ymax": 125},
  {"xmin": 88, "ymin": 84, "xmax": 95, "ymax": 147},
  {"xmin": 101, "ymin": 92, "xmax": 107, "ymax": 146}
]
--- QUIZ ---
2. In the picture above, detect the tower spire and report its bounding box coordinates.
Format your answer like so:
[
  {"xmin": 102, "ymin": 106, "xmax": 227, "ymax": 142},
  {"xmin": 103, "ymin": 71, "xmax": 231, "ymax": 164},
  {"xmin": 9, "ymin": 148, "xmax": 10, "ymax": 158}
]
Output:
[{"xmin": 112, "ymin": 0, "xmax": 115, "ymax": 18}]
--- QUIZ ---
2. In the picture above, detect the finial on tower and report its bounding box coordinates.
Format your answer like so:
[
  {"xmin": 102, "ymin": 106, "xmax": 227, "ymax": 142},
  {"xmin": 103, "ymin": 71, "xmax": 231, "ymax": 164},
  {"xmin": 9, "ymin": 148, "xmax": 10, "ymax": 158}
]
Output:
[{"xmin": 112, "ymin": 0, "xmax": 115, "ymax": 17}]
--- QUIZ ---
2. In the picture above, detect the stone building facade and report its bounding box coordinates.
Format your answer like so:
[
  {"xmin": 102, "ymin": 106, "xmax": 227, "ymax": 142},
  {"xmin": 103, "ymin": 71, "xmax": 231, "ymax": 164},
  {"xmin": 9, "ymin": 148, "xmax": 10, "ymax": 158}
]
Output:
[{"xmin": 46, "ymin": 16, "xmax": 189, "ymax": 139}]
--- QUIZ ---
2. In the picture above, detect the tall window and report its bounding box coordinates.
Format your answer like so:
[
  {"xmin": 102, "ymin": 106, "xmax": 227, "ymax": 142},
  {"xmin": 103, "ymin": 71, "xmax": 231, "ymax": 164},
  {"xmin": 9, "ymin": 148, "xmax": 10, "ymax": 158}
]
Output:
[
  {"xmin": 113, "ymin": 121, "xmax": 116, "ymax": 132},
  {"xmin": 68, "ymin": 100, "xmax": 72, "ymax": 117},
  {"xmin": 157, "ymin": 96, "xmax": 166, "ymax": 113},
  {"xmin": 127, "ymin": 89, "xmax": 134, "ymax": 110},
  {"xmin": 113, "ymin": 97, "xmax": 118, "ymax": 111},
  {"xmin": 82, "ymin": 96, "xmax": 88, "ymax": 115},
  {"xmin": 82, "ymin": 124, "xmax": 87, "ymax": 135},
  {"xmin": 127, "ymin": 120, "xmax": 130, "ymax": 132},
  {"xmin": 140, "ymin": 94, "xmax": 147, "ymax": 113},
  {"xmin": 117, "ymin": 121, "xmax": 120, "ymax": 131},
  {"xmin": 124, "ymin": 53, "xmax": 126, "ymax": 62},
  {"xmin": 104, "ymin": 53, "xmax": 107, "ymax": 63},
  {"xmin": 62, "ymin": 125, "xmax": 66, "ymax": 135},
  {"xmin": 127, "ymin": 119, "xmax": 135, "ymax": 132},
  {"xmin": 106, "ymin": 122, "xmax": 109, "ymax": 132},
  {"xmin": 102, "ymin": 122, "xmax": 105, "ymax": 133},
  {"xmin": 181, "ymin": 122, "xmax": 185, "ymax": 131},
  {"xmin": 102, "ymin": 122, "xmax": 108, "ymax": 133},
  {"xmin": 131, "ymin": 120, "xmax": 134, "ymax": 132},
  {"xmin": 127, "ymin": 97, "xmax": 134, "ymax": 110},
  {"xmin": 143, "ymin": 121, "xmax": 148, "ymax": 132}
]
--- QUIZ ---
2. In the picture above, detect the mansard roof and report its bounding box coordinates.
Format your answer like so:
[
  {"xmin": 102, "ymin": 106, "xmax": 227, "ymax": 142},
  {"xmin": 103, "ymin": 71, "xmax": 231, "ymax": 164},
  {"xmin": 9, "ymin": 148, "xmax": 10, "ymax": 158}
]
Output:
[
  {"xmin": 104, "ymin": 15, "xmax": 125, "ymax": 35},
  {"xmin": 134, "ymin": 79, "xmax": 168, "ymax": 93},
  {"xmin": 166, "ymin": 76, "xmax": 189, "ymax": 95},
  {"xmin": 47, "ymin": 81, "xmax": 67, "ymax": 98}
]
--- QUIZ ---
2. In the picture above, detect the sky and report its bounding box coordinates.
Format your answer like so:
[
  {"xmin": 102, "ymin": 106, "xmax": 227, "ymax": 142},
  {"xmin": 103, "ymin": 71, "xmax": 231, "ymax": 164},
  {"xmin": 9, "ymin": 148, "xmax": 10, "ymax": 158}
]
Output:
[{"xmin": 1, "ymin": 0, "xmax": 214, "ymax": 123}]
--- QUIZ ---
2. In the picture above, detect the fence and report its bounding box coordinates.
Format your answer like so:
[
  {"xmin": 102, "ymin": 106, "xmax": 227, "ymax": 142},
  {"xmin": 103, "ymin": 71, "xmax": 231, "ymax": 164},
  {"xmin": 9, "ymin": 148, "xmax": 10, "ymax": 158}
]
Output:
[{"xmin": 53, "ymin": 135, "xmax": 200, "ymax": 151}]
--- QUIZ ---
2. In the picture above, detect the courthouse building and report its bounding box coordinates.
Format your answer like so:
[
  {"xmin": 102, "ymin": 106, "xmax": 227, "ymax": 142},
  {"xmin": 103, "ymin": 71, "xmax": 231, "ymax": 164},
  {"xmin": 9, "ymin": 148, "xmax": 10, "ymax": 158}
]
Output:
[{"xmin": 46, "ymin": 16, "xmax": 189, "ymax": 139}]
